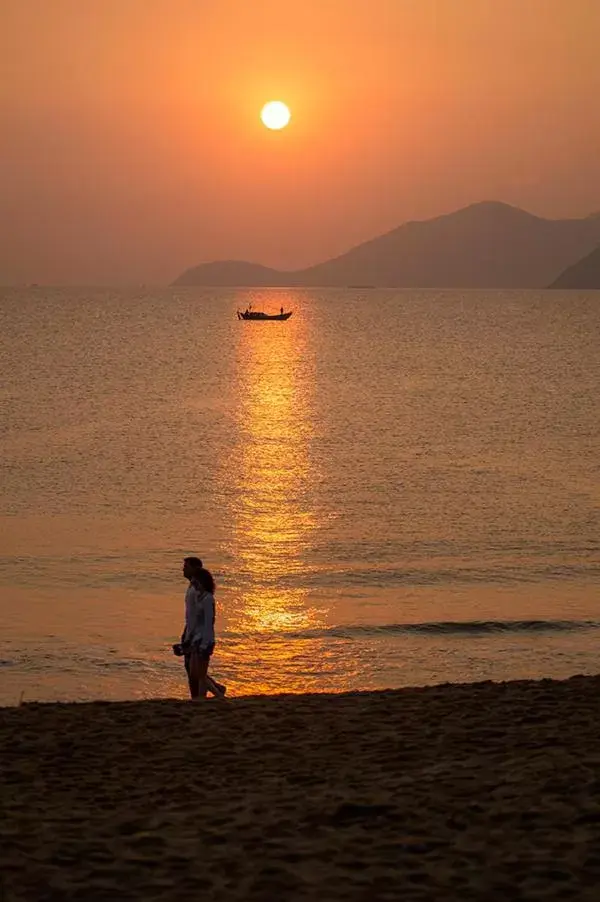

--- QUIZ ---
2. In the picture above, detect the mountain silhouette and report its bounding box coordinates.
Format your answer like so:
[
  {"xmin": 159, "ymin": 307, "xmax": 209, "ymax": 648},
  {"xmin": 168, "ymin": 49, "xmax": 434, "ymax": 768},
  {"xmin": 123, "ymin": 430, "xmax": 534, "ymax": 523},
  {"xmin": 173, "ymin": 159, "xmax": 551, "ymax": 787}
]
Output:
[
  {"xmin": 549, "ymin": 244, "xmax": 600, "ymax": 288},
  {"xmin": 173, "ymin": 201, "xmax": 600, "ymax": 289},
  {"xmin": 175, "ymin": 260, "xmax": 284, "ymax": 287}
]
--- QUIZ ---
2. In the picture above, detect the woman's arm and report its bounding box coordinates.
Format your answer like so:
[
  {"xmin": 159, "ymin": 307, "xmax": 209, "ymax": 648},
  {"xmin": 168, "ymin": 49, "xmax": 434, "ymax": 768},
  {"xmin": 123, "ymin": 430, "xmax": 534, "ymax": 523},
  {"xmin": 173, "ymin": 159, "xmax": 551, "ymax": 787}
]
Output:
[{"xmin": 200, "ymin": 593, "xmax": 215, "ymax": 649}]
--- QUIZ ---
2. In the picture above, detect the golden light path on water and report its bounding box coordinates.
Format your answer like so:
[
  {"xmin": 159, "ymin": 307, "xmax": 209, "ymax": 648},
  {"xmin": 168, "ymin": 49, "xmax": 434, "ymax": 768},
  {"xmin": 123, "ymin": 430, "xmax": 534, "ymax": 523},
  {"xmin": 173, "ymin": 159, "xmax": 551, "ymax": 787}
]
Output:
[{"xmin": 219, "ymin": 297, "xmax": 332, "ymax": 694}]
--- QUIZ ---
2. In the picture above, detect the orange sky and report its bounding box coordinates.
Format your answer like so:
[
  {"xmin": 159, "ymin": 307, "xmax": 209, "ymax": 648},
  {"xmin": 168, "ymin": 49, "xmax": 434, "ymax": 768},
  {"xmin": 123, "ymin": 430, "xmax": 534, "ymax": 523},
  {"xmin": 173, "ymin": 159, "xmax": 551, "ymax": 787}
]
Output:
[{"xmin": 1, "ymin": 0, "xmax": 599, "ymax": 284}]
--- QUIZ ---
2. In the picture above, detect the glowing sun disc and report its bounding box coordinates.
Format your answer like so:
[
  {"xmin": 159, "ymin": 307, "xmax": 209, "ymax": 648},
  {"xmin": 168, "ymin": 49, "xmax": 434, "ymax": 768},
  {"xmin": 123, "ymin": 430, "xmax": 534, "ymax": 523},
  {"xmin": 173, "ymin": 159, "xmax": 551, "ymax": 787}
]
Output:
[{"xmin": 261, "ymin": 101, "xmax": 291, "ymax": 130}]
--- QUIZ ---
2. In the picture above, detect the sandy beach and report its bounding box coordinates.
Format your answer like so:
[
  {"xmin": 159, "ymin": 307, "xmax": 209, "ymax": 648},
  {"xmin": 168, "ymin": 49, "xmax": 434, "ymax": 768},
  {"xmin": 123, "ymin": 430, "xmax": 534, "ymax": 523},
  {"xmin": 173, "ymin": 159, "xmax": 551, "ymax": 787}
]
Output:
[{"xmin": 2, "ymin": 675, "xmax": 600, "ymax": 901}]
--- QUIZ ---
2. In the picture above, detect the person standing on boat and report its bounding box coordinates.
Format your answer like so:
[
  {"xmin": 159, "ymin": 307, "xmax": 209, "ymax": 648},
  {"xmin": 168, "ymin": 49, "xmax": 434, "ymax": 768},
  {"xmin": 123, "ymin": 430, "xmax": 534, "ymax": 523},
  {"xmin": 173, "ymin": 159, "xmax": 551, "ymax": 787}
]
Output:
[
  {"xmin": 280, "ymin": 306, "xmax": 284, "ymax": 315},
  {"xmin": 177, "ymin": 557, "xmax": 225, "ymax": 699}
]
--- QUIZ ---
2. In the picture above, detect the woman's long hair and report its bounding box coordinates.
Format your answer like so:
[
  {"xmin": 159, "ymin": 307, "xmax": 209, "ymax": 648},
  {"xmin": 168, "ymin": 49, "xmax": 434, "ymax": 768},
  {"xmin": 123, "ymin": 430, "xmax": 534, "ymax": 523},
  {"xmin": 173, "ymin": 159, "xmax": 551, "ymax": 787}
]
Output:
[{"xmin": 195, "ymin": 567, "xmax": 215, "ymax": 595}]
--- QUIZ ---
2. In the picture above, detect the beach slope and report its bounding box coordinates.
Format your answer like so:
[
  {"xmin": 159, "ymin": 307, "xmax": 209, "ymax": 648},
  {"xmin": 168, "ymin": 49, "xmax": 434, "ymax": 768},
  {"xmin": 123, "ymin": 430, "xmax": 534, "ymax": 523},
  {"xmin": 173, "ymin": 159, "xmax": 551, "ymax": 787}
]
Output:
[{"xmin": 2, "ymin": 676, "xmax": 600, "ymax": 900}]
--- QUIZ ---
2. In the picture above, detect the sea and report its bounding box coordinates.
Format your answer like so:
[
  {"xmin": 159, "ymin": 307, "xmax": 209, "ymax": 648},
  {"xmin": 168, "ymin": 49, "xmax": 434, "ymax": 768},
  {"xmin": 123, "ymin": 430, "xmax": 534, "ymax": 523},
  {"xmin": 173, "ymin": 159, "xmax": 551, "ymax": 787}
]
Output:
[{"xmin": 1, "ymin": 287, "xmax": 599, "ymax": 705}]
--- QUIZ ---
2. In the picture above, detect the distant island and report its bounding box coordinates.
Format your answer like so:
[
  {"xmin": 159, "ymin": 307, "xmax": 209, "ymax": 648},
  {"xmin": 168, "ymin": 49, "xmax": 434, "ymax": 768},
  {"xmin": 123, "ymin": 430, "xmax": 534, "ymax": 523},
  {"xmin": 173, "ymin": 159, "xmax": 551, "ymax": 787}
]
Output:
[
  {"xmin": 549, "ymin": 244, "xmax": 600, "ymax": 289},
  {"xmin": 173, "ymin": 201, "xmax": 600, "ymax": 289}
]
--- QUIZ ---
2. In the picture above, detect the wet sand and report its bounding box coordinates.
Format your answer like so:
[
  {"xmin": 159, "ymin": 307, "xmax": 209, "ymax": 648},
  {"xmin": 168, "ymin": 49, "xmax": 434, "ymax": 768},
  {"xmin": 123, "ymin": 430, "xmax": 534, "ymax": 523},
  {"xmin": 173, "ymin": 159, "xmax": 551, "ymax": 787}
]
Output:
[{"xmin": 2, "ymin": 675, "xmax": 600, "ymax": 901}]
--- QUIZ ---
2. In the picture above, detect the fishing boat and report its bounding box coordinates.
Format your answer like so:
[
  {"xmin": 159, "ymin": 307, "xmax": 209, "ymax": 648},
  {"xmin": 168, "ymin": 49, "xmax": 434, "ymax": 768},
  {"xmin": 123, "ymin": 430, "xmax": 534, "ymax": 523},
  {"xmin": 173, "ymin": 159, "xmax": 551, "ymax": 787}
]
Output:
[{"xmin": 237, "ymin": 309, "xmax": 293, "ymax": 321}]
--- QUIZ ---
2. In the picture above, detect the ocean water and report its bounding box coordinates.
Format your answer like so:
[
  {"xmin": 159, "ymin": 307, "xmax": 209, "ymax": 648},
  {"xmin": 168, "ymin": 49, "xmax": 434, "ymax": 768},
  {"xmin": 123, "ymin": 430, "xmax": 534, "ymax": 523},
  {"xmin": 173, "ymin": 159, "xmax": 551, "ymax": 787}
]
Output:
[{"xmin": 1, "ymin": 286, "xmax": 599, "ymax": 704}]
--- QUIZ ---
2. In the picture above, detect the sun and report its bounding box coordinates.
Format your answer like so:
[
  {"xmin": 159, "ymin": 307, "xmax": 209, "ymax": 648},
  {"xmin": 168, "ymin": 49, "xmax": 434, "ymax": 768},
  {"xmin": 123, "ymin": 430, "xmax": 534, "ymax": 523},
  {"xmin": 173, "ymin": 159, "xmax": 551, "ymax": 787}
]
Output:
[{"xmin": 260, "ymin": 101, "xmax": 291, "ymax": 130}]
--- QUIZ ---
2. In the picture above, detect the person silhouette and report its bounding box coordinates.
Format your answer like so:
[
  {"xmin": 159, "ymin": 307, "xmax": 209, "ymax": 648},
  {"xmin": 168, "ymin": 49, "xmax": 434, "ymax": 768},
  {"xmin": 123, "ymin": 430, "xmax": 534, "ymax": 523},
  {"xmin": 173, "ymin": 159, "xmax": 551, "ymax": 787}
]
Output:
[{"xmin": 177, "ymin": 557, "xmax": 226, "ymax": 699}]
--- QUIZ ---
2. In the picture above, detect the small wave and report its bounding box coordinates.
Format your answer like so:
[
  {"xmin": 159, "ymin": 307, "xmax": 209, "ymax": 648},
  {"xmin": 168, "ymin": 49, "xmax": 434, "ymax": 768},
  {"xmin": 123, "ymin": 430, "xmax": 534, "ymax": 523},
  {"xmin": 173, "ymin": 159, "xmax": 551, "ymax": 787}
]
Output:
[
  {"xmin": 328, "ymin": 619, "xmax": 600, "ymax": 638},
  {"xmin": 224, "ymin": 619, "xmax": 600, "ymax": 641}
]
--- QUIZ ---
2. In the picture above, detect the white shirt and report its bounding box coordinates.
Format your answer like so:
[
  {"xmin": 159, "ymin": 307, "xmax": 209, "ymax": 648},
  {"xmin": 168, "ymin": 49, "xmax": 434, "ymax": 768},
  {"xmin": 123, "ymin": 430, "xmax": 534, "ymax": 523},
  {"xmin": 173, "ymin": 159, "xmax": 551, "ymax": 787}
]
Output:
[{"xmin": 183, "ymin": 583, "xmax": 216, "ymax": 649}]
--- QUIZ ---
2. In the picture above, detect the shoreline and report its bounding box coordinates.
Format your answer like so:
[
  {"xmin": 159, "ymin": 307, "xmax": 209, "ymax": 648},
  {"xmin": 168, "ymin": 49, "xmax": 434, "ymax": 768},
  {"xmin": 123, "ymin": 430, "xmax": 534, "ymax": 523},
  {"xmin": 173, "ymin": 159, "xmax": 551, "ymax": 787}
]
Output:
[
  {"xmin": 2, "ymin": 674, "xmax": 600, "ymax": 900},
  {"xmin": 1, "ymin": 670, "xmax": 598, "ymax": 709}
]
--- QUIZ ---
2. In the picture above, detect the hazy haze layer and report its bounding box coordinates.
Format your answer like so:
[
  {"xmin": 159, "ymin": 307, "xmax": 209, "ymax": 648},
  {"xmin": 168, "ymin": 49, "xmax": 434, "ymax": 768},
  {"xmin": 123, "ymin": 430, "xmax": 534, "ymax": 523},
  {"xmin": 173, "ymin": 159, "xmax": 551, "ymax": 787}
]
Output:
[{"xmin": 1, "ymin": 0, "xmax": 599, "ymax": 284}]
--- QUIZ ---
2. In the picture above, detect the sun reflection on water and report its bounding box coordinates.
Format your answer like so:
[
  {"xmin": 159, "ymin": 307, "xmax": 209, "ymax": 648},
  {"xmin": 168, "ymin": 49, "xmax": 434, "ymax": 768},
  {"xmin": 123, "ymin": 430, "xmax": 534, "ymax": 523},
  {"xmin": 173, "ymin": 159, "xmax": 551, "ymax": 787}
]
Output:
[{"xmin": 220, "ymin": 297, "xmax": 329, "ymax": 692}]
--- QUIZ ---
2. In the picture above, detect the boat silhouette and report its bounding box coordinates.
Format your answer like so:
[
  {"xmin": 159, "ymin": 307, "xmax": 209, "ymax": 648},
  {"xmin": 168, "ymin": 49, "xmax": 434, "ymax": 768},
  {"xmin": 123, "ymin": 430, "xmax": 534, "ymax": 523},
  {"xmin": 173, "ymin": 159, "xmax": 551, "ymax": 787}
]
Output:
[{"xmin": 237, "ymin": 309, "xmax": 293, "ymax": 321}]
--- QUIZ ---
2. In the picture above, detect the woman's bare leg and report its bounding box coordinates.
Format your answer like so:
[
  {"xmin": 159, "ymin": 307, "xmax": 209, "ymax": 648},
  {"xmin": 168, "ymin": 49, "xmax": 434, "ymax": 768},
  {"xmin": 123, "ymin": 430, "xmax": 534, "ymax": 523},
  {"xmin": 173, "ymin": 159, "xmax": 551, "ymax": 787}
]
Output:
[
  {"xmin": 206, "ymin": 674, "xmax": 226, "ymax": 698},
  {"xmin": 189, "ymin": 651, "xmax": 209, "ymax": 699}
]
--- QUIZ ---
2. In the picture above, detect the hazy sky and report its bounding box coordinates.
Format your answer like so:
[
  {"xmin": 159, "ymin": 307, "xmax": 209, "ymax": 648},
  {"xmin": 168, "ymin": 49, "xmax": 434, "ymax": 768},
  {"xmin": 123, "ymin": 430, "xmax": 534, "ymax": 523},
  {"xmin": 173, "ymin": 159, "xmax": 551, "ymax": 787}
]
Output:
[{"xmin": 2, "ymin": 0, "xmax": 599, "ymax": 284}]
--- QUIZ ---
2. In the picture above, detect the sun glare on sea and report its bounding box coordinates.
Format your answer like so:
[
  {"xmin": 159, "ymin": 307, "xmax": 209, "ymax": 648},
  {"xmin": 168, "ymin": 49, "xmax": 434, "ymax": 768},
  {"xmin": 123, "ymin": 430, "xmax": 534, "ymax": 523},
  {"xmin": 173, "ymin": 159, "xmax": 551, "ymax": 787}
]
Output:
[{"xmin": 260, "ymin": 101, "xmax": 291, "ymax": 130}]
